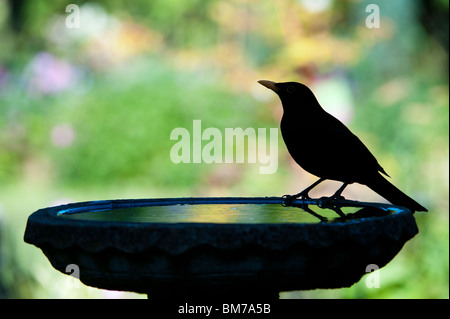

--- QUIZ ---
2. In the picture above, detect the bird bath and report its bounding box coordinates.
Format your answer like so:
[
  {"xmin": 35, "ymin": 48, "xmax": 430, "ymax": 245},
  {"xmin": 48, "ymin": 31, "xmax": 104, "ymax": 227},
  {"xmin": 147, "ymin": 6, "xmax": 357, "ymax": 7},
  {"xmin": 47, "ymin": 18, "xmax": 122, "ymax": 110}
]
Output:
[{"xmin": 24, "ymin": 197, "xmax": 418, "ymax": 299}]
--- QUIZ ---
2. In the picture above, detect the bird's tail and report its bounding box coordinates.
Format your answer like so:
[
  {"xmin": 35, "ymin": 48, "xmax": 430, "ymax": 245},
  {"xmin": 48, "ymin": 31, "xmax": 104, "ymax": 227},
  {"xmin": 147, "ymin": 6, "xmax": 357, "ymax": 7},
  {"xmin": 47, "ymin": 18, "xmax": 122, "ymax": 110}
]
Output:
[{"xmin": 366, "ymin": 174, "xmax": 427, "ymax": 212}]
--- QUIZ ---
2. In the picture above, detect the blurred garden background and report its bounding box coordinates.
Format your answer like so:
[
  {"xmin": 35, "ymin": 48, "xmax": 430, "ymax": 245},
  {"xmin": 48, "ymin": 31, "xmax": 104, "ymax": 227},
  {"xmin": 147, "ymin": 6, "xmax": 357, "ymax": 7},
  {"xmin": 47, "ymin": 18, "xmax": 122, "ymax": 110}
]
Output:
[{"xmin": 0, "ymin": 0, "xmax": 448, "ymax": 298}]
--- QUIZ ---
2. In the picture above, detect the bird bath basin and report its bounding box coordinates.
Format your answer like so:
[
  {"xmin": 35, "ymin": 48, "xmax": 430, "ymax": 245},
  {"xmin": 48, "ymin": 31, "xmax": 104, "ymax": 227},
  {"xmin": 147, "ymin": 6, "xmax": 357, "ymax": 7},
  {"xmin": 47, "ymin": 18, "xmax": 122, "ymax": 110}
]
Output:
[{"xmin": 24, "ymin": 197, "xmax": 418, "ymax": 299}]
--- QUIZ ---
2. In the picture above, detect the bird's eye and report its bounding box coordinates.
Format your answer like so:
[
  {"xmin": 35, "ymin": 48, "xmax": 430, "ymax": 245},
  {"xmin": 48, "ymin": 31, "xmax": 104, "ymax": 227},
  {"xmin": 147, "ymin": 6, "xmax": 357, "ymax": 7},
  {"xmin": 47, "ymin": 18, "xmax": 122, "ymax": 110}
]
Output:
[{"xmin": 286, "ymin": 86, "xmax": 296, "ymax": 93}]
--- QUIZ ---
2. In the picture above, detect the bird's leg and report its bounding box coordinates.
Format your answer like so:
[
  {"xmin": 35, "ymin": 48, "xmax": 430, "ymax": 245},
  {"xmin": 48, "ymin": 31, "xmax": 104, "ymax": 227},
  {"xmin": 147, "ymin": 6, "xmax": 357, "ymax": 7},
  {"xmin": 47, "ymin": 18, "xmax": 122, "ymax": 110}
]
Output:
[
  {"xmin": 330, "ymin": 182, "xmax": 349, "ymax": 201},
  {"xmin": 283, "ymin": 178, "xmax": 326, "ymax": 203},
  {"xmin": 319, "ymin": 182, "xmax": 349, "ymax": 206},
  {"xmin": 318, "ymin": 182, "xmax": 350, "ymax": 217}
]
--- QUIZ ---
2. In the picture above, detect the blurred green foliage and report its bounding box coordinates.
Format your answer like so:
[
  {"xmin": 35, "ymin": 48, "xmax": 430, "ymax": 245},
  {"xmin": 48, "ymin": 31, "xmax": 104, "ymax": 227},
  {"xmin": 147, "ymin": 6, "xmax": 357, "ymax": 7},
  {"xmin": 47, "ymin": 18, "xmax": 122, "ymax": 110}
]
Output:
[{"xmin": 0, "ymin": 0, "xmax": 448, "ymax": 298}]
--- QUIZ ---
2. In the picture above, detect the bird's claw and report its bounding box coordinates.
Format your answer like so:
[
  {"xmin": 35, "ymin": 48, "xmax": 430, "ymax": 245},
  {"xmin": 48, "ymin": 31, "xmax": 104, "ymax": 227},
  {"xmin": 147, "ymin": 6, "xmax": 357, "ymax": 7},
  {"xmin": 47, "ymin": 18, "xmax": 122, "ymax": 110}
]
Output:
[
  {"xmin": 282, "ymin": 194, "xmax": 294, "ymax": 206},
  {"xmin": 318, "ymin": 195, "xmax": 347, "ymax": 218},
  {"xmin": 282, "ymin": 193, "xmax": 310, "ymax": 204},
  {"xmin": 282, "ymin": 193, "xmax": 313, "ymax": 209},
  {"xmin": 318, "ymin": 195, "xmax": 345, "ymax": 208}
]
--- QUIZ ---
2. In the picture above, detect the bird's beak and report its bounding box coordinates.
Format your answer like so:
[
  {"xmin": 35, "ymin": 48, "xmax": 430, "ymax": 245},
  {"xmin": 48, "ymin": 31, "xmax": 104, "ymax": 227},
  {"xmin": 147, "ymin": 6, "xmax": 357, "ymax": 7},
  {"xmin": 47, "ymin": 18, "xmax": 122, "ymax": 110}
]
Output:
[{"xmin": 258, "ymin": 80, "xmax": 280, "ymax": 93}]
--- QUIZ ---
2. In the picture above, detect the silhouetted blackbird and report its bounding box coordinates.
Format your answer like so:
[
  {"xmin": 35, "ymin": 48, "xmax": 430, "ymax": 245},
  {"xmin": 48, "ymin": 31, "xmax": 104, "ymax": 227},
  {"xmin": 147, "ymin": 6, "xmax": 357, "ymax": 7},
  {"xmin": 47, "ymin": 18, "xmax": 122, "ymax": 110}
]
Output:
[{"xmin": 258, "ymin": 80, "xmax": 427, "ymax": 212}]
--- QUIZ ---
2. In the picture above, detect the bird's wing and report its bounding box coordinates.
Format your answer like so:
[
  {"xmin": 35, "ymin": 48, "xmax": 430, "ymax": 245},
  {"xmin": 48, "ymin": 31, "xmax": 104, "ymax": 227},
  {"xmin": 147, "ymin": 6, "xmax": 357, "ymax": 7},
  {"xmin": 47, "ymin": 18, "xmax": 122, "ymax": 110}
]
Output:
[
  {"xmin": 280, "ymin": 112, "xmax": 388, "ymax": 182},
  {"xmin": 322, "ymin": 114, "xmax": 388, "ymax": 178}
]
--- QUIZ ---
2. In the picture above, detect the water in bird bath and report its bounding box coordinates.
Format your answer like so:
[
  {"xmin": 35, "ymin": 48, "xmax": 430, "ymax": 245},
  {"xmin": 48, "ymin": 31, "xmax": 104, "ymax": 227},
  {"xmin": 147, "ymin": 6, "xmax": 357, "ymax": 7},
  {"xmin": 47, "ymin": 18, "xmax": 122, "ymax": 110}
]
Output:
[{"xmin": 59, "ymin": 203, "xmax": 364, "ymax": 224}]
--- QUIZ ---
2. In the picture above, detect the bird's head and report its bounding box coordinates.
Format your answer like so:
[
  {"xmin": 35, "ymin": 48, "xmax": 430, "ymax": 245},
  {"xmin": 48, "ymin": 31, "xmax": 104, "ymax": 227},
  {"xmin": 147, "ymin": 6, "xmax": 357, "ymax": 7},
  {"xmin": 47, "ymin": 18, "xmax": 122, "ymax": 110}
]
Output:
[{"xmin": 258, "ymin": 80, "xmax": 320, "ymax": 112}]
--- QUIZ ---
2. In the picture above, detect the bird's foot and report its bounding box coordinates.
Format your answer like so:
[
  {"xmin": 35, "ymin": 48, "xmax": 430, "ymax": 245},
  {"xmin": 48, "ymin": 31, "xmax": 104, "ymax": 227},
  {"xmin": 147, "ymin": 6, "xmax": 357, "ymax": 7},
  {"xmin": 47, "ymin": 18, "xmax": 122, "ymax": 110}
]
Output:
[
  {"xmin": 318, "ymin": 195, "xmax": 346, "ymax": 207},
  {"xmin": 282, "ymin": 192, "xmax": 310, "ymax": 205},
  {"xmin": 318, "ymin": 195, "xmax": 347, "ymax": 218},
  {"xmin": 281, "ymin": 194, "xmax": 295, "ymax": 206}
]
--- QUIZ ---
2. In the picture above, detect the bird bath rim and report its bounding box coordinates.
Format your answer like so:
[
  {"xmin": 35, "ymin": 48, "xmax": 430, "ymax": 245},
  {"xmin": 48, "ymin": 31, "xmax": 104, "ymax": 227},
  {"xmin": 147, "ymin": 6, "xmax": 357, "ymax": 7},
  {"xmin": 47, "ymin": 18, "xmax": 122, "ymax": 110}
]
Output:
[{"xmin": 24, "ymin": 197, "xmax": 416, "ymax": 255}]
